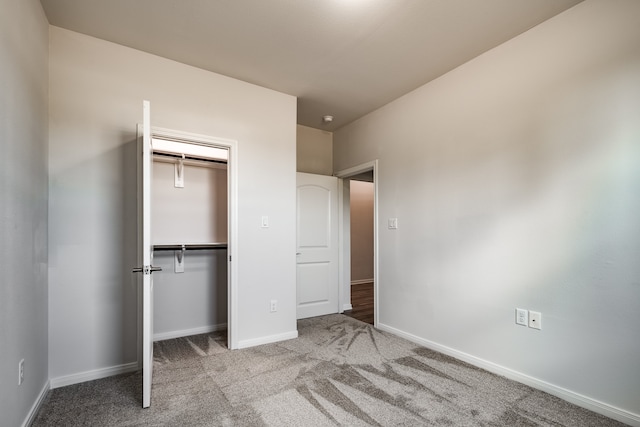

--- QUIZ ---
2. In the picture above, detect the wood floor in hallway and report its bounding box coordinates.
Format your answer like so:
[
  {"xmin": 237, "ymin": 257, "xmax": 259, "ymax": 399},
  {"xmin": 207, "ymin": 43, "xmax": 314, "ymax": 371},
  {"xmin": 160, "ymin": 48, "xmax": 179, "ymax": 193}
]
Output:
[{"xmin": 343, "ymin": 282, "xmax": 373, "ymax": 325}]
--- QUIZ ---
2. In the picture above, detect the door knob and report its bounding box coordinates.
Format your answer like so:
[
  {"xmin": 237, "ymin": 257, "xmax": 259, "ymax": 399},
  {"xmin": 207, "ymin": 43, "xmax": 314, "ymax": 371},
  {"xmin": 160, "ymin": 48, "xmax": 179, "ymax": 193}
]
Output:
[{"xmin": 132, "ymin": 266, "xmax": 163, "ymax": 274}]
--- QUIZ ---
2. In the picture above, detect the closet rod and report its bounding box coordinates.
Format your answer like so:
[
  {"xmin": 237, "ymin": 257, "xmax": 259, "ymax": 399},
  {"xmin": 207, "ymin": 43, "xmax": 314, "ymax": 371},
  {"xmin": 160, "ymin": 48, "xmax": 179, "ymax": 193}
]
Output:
[
  {"xmin": 153, "ymin": 151, "xmax": 227, "ymax": 165},
  {"xmin": 153, "ymin": 243, "xmax": 228, "ymax": 251}
]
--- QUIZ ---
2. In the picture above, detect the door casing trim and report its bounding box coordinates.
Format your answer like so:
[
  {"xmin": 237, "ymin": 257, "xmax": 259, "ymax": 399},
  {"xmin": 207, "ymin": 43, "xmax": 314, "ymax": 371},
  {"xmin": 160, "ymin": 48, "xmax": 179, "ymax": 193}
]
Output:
[{"xmin": 138, "ymin": 125, "xmax": 239, "ymax": 351}]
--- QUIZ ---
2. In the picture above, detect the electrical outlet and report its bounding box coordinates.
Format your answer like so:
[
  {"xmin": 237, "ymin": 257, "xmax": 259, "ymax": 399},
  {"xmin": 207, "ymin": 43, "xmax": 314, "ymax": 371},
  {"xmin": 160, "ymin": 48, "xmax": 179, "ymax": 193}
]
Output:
[
  {"xmin": 515, "ymin": 308, "xmax": 528, "ymax": 326},
  {"xmin": 270, "ymin": 299, "xmax": 277, "ymax": 312},
  {"xmin": 529, "ymin": 311, "xmax": 542, "ymax": 330},
  {"xmin": 18, "ymin": 359, "xmax": 24, "ymax": 385}
]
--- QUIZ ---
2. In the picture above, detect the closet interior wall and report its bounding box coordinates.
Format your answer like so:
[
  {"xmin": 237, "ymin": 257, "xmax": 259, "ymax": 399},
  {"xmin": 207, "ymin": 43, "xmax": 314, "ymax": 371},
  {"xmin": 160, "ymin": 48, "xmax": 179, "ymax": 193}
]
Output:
[{"xmin": 151, "ymin": 154, "xmax": 228, "ymax": 341}]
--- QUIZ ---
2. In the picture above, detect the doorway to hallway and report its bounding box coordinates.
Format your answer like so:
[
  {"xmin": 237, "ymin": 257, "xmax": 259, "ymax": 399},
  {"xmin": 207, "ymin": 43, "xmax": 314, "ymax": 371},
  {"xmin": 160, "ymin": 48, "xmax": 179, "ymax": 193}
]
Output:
[
  {"xmin": 343, "ymin": 178, "xmax": 374, "ymax": 325},
  {"xmin": 336, "ymin": 161, "xmax": 378, "ymax": 327}
]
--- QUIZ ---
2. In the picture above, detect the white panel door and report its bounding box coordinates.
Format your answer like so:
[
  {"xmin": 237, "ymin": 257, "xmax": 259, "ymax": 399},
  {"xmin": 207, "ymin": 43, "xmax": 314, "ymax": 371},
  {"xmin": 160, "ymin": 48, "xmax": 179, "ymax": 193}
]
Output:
[
  {"xmin": 133, "ymin": 100, "xmax": 161, "ymax": 408},
  {"xmin": 296, "ymin": 173, "xmax": 339, "ymax": 319}
]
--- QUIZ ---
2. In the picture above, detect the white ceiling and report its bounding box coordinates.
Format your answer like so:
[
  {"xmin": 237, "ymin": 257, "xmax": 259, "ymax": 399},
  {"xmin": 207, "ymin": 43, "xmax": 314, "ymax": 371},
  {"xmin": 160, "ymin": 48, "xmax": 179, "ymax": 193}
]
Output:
[{"xmin": 40, "ymin": 0, "xmax": 583, "ymax": 131}]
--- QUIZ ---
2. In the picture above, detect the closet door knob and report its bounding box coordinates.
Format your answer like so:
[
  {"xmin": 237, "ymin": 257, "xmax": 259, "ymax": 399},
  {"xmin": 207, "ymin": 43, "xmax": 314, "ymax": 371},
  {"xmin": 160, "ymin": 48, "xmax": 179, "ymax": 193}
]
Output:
[{"xmin": 132, "ymin": 266, "xmax": 163, "ymax": 274}]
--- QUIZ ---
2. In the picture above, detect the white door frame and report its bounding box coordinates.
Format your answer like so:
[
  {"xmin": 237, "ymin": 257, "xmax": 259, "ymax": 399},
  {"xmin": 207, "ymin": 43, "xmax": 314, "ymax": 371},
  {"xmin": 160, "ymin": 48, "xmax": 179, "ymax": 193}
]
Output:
[
  {"xmin": 335, "ymin": 160, "xmax": 379, "ymax": 327},
  {"xmin": 139, "ymin": 125, "xmax": 239, "ymax": 353}
]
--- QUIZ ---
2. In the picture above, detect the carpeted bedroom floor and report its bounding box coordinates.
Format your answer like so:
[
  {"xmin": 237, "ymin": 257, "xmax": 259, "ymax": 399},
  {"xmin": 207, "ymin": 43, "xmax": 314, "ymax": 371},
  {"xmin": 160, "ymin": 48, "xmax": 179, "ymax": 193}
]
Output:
[{"xmin": 32, "ymin": 314, "xmax": 624, "ymax": 426}]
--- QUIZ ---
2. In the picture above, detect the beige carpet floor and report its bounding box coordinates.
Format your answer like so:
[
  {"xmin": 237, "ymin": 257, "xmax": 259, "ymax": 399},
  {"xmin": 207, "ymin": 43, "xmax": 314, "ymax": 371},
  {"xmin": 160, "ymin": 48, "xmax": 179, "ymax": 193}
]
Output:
[{"xmin": 32, "ymin": 314, "xmax": 624, "ymax": 426}]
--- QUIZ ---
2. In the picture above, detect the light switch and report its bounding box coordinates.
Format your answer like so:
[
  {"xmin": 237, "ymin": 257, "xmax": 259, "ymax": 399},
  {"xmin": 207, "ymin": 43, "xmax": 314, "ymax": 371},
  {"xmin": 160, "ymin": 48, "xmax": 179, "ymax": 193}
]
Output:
[
  {"xmin": 261, "ymin": 216, "xmax": 269, "ymax": 228},
  {"xmin": 388, "ymin": 218, "xmax": 398, "ymax": 229}
]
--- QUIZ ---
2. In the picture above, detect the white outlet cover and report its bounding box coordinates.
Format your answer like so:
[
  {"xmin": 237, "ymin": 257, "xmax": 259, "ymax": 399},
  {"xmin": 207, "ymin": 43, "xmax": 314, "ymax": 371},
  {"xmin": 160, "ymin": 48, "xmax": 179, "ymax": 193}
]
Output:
[
  {"xmin": 18, "ymin": 359, "xmax": 24, "ymax": 385},
  {"xmin": 529, "ymin": 311, "xmax": 542, "ymax": 330},
  {"xmin": 515, "ymin": 308, "xmax": 528, "ymax": 326}
]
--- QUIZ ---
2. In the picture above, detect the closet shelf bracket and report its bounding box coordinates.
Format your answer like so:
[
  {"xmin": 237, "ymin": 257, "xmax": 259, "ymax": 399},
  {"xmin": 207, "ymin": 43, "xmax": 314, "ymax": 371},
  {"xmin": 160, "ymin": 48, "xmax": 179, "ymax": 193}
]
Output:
[
  {"xmin": 175, "ymin": 154, "xmax": 185, "ymax": 188},
  {"xmin": 174, "ymin": 245, "xmax": 185, "ymax": 273}
]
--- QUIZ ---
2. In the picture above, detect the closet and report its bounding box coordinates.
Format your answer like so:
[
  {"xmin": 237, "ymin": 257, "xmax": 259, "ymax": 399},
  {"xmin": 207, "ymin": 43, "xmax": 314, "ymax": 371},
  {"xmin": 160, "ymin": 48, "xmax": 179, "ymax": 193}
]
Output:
[{"xmin": 149, "ymin": 139, "xmax": 228, "ymax": 344}]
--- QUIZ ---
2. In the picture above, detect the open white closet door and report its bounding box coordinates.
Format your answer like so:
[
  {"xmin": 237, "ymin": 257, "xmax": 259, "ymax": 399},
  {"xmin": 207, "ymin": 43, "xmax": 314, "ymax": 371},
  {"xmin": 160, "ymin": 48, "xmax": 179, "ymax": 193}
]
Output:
[{"xmin": 133, "ymin": 100, "xmax": 161, "ymax": 408}]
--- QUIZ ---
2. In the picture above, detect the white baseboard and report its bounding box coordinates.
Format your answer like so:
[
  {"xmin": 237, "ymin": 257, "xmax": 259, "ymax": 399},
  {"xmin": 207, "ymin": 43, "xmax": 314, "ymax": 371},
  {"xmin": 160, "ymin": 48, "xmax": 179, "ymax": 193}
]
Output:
[
  {"xmin": 153, "ymin": 323, "xmax": 227, "ymax": 342},
  {"xmin": 351, "ymin": 278, "xmax": 374, "ymax": 285},
  {"xmin": 377, "ymin": 322, "xmax": 640, "ymax": 427},
  {"xmin": 22, "ymin": 380, "xmax": 50, "ymax": 427},
  {"xmin": 237, "ymin": 330, "xmax": 298, "ymax": 349},
  {"xmin": 50, "ymin": 362, "xmax": 138, "ymax": 389},
  {"xmin": 342, "ymin": 303, "xmax": 353, "ymax": 311}
]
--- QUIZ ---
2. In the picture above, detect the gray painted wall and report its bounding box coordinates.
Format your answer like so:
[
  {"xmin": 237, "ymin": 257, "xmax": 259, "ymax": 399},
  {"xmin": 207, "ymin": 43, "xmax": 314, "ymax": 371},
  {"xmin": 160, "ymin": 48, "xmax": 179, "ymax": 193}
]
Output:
[
  {"xmin": 296, "ymin": 125, "xmax": 333, "ymax": 176},
  {"xmin": 48, "ymin": 26, "xmax": 297, "ymax": 383},
  {"xmin": 334, "ymin": 0, "xmax": 640, "ymax": 421},
  {"xmin": 0, "ymin": 0, "xmax": 49, "ymax": 425},
  {"xmin": 153, "ymin": 250, "xmax": 227, "ymax": 339}
]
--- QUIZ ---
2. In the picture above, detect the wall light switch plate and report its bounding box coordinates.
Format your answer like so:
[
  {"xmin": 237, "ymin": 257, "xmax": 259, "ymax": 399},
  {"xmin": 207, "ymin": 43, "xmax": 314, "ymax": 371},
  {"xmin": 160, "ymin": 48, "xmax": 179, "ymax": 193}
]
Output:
[
  {"xmin": 516, "ymin": 308, "xmax": 528, "ymax": 326},
  {"xmin": 529, "ymin": 311, "xmax": 542, "ymax": 330},
  {"xmin": 261, "ymin": 216, "xmax": 269, "ymax": 228},
  {"xmin": 388, "ymin": 218, "xmax": 398, "ymax": 229}
]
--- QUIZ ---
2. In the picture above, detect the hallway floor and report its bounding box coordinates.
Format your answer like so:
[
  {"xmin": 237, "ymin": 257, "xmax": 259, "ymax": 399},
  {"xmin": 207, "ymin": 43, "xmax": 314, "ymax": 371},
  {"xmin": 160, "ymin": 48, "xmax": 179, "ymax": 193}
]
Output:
[{"xmin": 343, "ymin": 282, "xmax": 373, "ymax": 325}]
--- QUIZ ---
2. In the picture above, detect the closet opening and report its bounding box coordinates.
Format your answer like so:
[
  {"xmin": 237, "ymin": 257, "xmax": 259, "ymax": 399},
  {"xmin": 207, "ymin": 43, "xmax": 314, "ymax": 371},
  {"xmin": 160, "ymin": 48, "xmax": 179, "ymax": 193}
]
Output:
[{"xmin": 150, "ymin": 137, "xmax": 231, "ymax": 349}]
